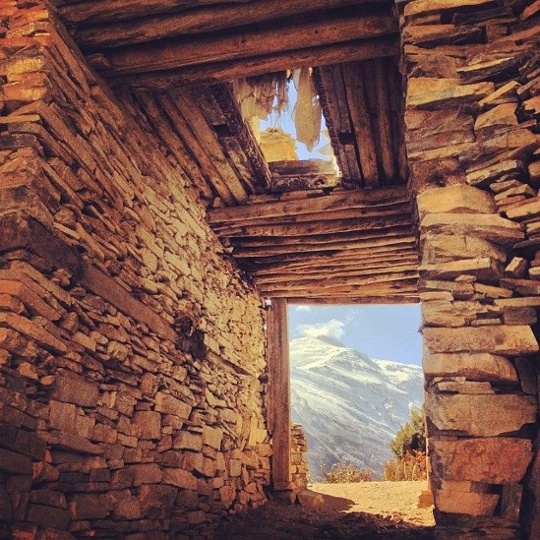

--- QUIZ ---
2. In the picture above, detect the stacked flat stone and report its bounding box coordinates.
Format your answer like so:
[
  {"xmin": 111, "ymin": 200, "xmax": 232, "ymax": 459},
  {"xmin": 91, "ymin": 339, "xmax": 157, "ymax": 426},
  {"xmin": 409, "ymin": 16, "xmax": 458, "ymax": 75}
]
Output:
[
  {"xmin": 0, "ymin": 2, "xmax": 274, "ymax": 539},
  {"xmin": 400, "ymin": 0, "xmax": 540, "ymax": 538}
]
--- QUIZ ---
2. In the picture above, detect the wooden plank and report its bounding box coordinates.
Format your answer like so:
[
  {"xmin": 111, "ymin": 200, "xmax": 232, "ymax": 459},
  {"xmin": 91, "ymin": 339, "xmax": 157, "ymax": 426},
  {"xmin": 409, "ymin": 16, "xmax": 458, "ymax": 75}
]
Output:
[
  {"xmin": 208, "ymin": 186, "xmax": 409, "ymax": 223},
  {"xmin": 111, "ymin": 36, "xmax": 400, "ymax": 89},
  {"xmin": 207, "ymin": 84, "xmax": 272, "ymax": 192},
  {"xmin": 173, "ymin": 88, "xmax": 250, "ymax": 202},
  {"xmin": 130, "ymin": 92, "xmax": 214, "ymax": 200},
  {"xmin": 230, "ymin": 225, "xmax": 413, "ymax": 247},
  {"xmin": 313, "ymin": 64, "xmax": 363, "ymax": 185},
  {"xmin": 342, "ymin": 62, "xmax": 379, "ymax": 185},
  {"xmin": 231, "ymin": 235, "xmax": 416, "ymax": 258},
  {"xmin": 372, "ymin": 57, "xmax": 396, "ymax": 181},
  {"xmin": 74, "ymin": 0, "xmax": 382, "ymax": 48},
  {"xmin": 213, "ymin": 215, "xmax": 413, "ymax": 238},
  {"xmin": 267, "ymin": 298, "xmax": 292, "ymax": 491},
  {"xmin": 287, "ymin": 295, "xmax": 419, "ymax": 304},
  {"xmin": 260, "ymin": 278, "xmax": 419, "ymax": 297},
  {"xmin": 58, "ymin": 0, "xmax": 252, "ymax": 24},
  {"xmin": 98, "ymin": 13, "xmax": 397, "ymax": 74},
  {"xmin": 153, "ymin": 92, "xmax": 237, "ymax": 205},
  {"xmin": 254, "ymin": 263, "xmax": 419, "ymax": 283}
]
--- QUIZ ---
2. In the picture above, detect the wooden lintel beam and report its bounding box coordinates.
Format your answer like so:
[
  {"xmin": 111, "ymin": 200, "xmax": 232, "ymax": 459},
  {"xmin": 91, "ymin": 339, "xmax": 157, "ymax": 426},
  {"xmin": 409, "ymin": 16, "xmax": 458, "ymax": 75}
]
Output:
[
  {"xmin": 109, "ymin": 36, "xmax": 399, "ymax": 88},
  {"xmin": 58, "ymin": 0, "xmax": 252, "ymax": 25},
  {"xmin": 286, "ymin": 295, "xmax": 419, "ymax": 304},
  {"xmin": 232, "ymin": 236, "xmax": 416, "ymax": 258},
  {"xmin": 213, "ymin": 215, "xmax": 413, "ymax": 239},
  {"xmin": 94, "ymin": 14, "xmax": 397, "ymax": 76},
  {"xmin": 73, "ymin": 0, "xmax": 389, "ymax": 48},
  {"xmin": 208, "ymin": 186, "xmax": 409, "ymax": 224}
]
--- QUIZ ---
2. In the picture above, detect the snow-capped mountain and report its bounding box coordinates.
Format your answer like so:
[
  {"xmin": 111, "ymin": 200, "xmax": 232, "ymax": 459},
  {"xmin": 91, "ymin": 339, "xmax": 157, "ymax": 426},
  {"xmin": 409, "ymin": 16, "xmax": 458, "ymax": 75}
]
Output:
[{"xmin": 290, "ymin": 336, "xmax": 423, "ymax": 481}]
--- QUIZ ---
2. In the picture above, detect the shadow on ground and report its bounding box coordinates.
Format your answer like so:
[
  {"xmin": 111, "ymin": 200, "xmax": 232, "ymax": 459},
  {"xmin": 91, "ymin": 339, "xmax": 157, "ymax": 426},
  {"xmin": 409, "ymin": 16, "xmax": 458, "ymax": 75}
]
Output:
[{"xmin": 215, "ymin": 496, "xmax": 436, "ymax": 540}]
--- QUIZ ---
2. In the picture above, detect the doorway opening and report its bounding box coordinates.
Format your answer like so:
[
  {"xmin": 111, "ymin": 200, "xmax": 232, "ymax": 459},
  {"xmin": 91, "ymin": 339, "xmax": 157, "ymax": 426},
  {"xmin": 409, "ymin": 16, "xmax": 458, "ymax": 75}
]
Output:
[{"xmin": 288, "ymin": 303, "xmax": 423, "ymax": 482}]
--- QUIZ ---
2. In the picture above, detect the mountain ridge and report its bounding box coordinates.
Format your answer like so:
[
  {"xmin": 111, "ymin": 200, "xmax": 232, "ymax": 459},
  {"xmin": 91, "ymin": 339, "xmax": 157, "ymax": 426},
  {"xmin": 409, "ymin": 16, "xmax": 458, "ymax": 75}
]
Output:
[{"xmin": 290, "ymin": 336, "xmax": 423, "ymax": 480}]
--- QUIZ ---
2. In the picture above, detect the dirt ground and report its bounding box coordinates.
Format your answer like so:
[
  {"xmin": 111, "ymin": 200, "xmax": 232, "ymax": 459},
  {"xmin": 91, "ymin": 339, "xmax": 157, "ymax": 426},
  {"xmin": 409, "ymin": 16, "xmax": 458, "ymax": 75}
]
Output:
[{"xmin": 217, "ymin": 481, "xmax": 435, "ymax": 539}]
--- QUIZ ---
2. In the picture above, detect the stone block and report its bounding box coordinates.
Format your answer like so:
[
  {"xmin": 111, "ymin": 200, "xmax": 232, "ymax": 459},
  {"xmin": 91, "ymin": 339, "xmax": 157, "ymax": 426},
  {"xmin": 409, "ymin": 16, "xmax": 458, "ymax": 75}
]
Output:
[
  {"xmin": 202, "ymin": 426, "xmax": 223, "ymax": 450},
  {"xmin": 422, "ymin": 233, "xmax": 506, "ymax": 264},
  {"xmin": 113, "ymin": 496, "xmax": 141, "ymax": 520},
  {"xmin": 27, "ymin": 503, "xmax": 70, "ymax": 529},
  {"xmin": 421, "ymin": 212, "xmax": 523, "ymax": 247},
  {"xmin": 155, "ymin": 392, "xmax": 191, "ymax": 421},
  {"xmin": 53, "ymin": 370, "xmax": 98, "ymax": 407},
  {"xmin": 173, "ymin": 431, "xmax": 202, "ymax": 451},
  {"xmin": 435, "ymin": 488, "xmax": 499, "ymax": 516},
  {"xmin": 139, "ymin": 484, "xmax": 178, "ymax": 519},
  {"xmin": 423, "ymin": 353, "xmax": 518, "ymax": 383},
  {"xmin": 128, "ymin": 464, "xmax": 163, "ymax": 486},
  {"xmin": 0, "ymin": 448, "xmax": 32, "ymax": 475},
  {"xmin": 0, "ymin": 424, "xmax": 46, "ymax": 460},
  {"xmin": 416, "ymin": 185, "xmax": 496, "ymax": 218},
  {"xmin": 423, "ymin": 326, "xmax": 538, "ymax": 356},
  {"xmin": 431, "ymin": 438, "xmax": 532, "ymax": 483},
  {"xmin": 69, "ymin": 494, "xmax": 112, "ymax": 520},
  {"xmin": 426, "ymin": 393, "xmax": 537, "ymax": 436},
  {"xmin": 162, "ymin": 468, "xmax": 197, "ymax": 490},
  {"xmin": 50, "ymin": 400, "xmax": 77, "ymax": 433},
  {"xmin": 132, "ymin": 411, "xmax": 161, "ymax": 440}
]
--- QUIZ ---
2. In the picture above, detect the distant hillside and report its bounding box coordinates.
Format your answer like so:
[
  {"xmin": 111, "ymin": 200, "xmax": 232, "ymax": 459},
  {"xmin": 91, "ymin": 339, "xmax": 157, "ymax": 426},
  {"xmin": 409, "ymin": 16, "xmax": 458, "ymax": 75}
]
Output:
[{"xmin": 290, "ymin": 336, "xmax": 423, "ymax": 481}]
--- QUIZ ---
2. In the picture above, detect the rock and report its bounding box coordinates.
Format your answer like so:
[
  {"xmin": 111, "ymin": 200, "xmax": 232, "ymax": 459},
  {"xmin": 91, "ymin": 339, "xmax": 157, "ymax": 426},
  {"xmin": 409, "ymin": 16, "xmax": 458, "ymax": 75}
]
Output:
[
  {"xmin": 426, "ymin": 394, "xmax": 537, "ymax": 436},
  {"xmin": 69, "ymin": 494, "xmax": 112, "ymax": 520},
  {"xmin": 422, "ymin": 233, "xmax": 506, "ymax": 263},
  {"xmin": 421, "ymin": 213, "xmax": 524, "ymax": 247},
  {"xmin": 202, "ymin": 426, "xmax": 223, "ymax": 450},
  {"xmin": 434, "ymin": 488, "xmax": 499, "ymax": 516},
  {"xmin": 297, "ymin": 489, "xmax": 324, "ymax": 510},
  {"xmin": 162, "ymin": 468, "xmax": 197, "ymax": 490},
  {"xmin": 132, "ymin": 411, "xmax": 161, "ymax": 440},
  {"xmin": 53, "ymin": 369, "xmax": 99, "ymax": 407},
  {"xmin": 155, "ymin": 392, "xmax": 191, "ymax": 421},
  {"xmin": 423, "ymin": 325, "xmax": 539, "ymax": 355},
  {"xmin": 431, "ymin": 438, "xmax": 533, "ymax": 483},
  {"xmin": 417, "ymin": 185, "xmax": 497, "ymax": 218},
  {"xmin": 423, "ymin": 352, "xmax": 518, "ymax": 383}
]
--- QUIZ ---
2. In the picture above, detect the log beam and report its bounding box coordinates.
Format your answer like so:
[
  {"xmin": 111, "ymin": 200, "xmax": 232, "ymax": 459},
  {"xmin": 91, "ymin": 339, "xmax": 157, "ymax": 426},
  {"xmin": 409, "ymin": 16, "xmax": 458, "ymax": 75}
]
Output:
[
  {"xmin": 93, "ymin": 14, "xmax": 398, "ymax": 76},
  {"xmin": 73, "ymin": 0, "xmax": 389, "ymax": 48},
  {"xmin": 111, "ymin": 36, "xmax": 400, "ymax": 89}
]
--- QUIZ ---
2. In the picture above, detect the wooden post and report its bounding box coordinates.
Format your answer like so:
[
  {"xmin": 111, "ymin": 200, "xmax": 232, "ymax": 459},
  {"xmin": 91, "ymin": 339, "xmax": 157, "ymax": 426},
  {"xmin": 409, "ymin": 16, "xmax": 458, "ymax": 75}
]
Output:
[{"xmin": 267, "ymin": 297, "xmax": 292, "ymax": 491}]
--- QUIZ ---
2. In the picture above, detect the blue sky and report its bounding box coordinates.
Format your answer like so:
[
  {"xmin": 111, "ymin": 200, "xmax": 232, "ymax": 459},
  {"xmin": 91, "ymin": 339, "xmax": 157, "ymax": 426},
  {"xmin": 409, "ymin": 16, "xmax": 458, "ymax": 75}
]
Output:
[{"xmin": 288, "ymin": 304, "xmax": 423, "ymax": 366}]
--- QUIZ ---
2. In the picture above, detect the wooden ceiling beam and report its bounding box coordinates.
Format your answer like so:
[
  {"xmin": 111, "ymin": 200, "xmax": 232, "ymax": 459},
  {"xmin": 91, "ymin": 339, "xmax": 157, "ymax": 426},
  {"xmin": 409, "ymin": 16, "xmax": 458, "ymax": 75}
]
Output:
[
  {"xmin": 57, "ymin": 0, "xmax": 252, "ymax": 25},
  {"xmin": 73, "ymin": 0, "xmax": 388, "ymax": 48},
  {"xmin": 208, "ymin": 186, "xmax": 409, "ymax": 224},
  {"xmin": 110, "ymin": 36, "xmax": 400, "ymax": 89},
  {"xmin": 93, "ymin": 14, "xmax": 397, "ymax": 76},
  {"xmin": 285, "ymin": 295, "xmax": 419, "ymax": 304}
]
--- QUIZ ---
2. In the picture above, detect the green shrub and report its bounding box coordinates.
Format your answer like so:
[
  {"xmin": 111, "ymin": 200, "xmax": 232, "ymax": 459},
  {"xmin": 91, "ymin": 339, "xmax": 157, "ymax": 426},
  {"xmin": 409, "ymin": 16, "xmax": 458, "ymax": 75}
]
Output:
[
  {"xmin": 322, "ymin": 463, "xmax": 374, "ymax": 483},
  {"xmin": 383, "ymin": 406, "xmax": 428, "ymax": 481}
]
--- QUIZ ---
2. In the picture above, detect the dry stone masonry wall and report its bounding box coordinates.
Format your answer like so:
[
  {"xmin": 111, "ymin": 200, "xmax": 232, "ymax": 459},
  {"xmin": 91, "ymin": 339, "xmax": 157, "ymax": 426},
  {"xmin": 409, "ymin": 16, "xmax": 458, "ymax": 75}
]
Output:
[
  {"xmin": 399, "ymin": 0, "xmax": 540, "ymax": 538},
  {"xmin": 0, "ymin": 2, "xmax": 271, "ymax": 539}
]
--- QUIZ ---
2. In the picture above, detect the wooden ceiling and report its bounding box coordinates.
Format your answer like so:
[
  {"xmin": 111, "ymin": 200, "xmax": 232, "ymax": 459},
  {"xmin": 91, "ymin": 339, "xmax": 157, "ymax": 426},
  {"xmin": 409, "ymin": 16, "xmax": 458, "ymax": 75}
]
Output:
[{"xmin": 56, "ymin": 0, "xmax": 419, "ymax": 303}]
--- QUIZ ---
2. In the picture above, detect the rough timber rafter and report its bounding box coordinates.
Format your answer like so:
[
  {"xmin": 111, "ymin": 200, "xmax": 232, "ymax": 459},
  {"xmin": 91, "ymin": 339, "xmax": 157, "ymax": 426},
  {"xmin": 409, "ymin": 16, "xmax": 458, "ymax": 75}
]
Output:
[
  {"xmin": 90, "ymin": 14, "xmax": 398, "ymax": 76},
  {"xmin": 71, "ymin": 0, "xmax": 389, "ymax": 48}
]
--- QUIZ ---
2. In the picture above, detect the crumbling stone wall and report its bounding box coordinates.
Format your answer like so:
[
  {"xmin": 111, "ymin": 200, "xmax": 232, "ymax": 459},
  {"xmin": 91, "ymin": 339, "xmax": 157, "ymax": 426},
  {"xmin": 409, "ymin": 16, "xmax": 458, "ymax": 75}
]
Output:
[
  {"xmin": 400, "ymin": 0, "xmax": 540, "ymax": 538},
  {"xmin": 290, "ymin": 424, "xmax": 309, "ymax": 492},
  {"xmin": 0, "ymin": 2, "xmax": 270, "ymax": 539}
]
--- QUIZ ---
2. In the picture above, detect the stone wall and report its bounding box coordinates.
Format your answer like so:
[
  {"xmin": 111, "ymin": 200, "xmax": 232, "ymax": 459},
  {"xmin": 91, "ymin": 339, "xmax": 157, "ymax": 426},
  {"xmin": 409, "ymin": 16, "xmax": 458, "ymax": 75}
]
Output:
[
  {"xmin": 400, "ymin": 0, "xmax": 540, "ymax": 538},
  {"xmin": 290, "ymin": 424, "xmax": 309, "ymax": 492},
  {"xmin": 0, "ymin": 2, "xmax": 271, "ymax": 539}
]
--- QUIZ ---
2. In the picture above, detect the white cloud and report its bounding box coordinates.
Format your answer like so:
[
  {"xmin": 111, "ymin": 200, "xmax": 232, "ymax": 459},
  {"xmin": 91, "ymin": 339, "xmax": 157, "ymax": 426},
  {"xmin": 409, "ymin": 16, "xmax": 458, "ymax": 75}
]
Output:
[
  {"xmin": 295, "ymin": 305, "xmax": 312, "ymax": 312},
  {"xmin": 299, "ymin": 319, "xmax": 345, "ymax": 340}
]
